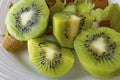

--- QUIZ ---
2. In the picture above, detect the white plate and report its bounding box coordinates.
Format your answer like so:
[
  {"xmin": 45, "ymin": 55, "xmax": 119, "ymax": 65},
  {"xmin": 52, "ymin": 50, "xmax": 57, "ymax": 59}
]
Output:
[{"xmin": 0, "ymin": 0, "xmax": 120, "ymax": 80}]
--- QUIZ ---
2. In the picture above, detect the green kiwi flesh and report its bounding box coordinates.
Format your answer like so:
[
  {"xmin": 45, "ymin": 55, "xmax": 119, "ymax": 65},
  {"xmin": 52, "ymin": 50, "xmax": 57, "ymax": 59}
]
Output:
[
  {"xmin": 77, "ymin": 0, "xmax": 85, "ymax": 4},
  {"xmin": 53, "ymin": 12, "xmax": 81, "ymax": 48},
  {"xmin": 28, "ymin": 38, "xmax": 75, "ymax": 78},
  {"xmin": 74, "ymin": 27, "xmax": 120, "ymax": 78},
  {"xmin": 76, "ymin": 2, "xmax": 95, "ymax": 30},
  {"xmin": 80, "ymin": 14, "xmax": 95, "ymax": 30},
  {"xmin": 63, "ymin": 3, "xmax": 76, "ymax": 13},
  {"xmin": 90, "ymin": 9, "xmax": 104, "ymax": 22},
  {"xmin": 5, "ymin": 0, "xmax": 49, "ymax": 41},
  {"xmin": 77, "ymin": 2, "xmax": 94, "ymax": 16}
]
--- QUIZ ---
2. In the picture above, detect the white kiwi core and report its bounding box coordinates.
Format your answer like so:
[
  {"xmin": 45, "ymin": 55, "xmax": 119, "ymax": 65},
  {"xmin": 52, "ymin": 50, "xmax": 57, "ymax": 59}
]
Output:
[
  {"xmin": 20, "ymin": 10, "xmax": 34, "ymax": 26},
  {"xmin": 91, "ymin": 37, "xmax": 107, "ymax": 56},
  {"xmin": 69, "ymin": 15, "xmax": 81, "ymax": 37},
  {"xmin": 45, "ymin": 47, "xmax": 55, "ymax": 61}
]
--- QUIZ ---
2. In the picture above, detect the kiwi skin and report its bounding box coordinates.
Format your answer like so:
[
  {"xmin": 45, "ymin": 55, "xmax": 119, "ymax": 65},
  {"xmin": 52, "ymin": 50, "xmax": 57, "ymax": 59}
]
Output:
[
  {"xmin": 74, "ymin": 27, "xmax": 120, "ymax": 78},
  {"xmin": 28, "ymin": 38, "xmax": 75, "ymax": 78},
  {"xmin": 2, "ymin": 31, "xmax": 26, "ymax": 53}
]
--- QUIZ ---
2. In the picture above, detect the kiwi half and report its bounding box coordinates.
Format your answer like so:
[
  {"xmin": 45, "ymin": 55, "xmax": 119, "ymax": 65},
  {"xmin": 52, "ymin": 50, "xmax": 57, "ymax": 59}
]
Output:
[
  {"xmin": 5, "ymin": 0, "xmax": 49, "ymax": 41},
  {"xmin": 74, "ymin": 27, "xmax": 120, "ymax": 78},
  {"xmin": 28, "ymin": 38, "xmax": 75, "ymax": 77},
  {"xmin": 53, "ymin": 12, "xmax": 81, "ymax": 48}
]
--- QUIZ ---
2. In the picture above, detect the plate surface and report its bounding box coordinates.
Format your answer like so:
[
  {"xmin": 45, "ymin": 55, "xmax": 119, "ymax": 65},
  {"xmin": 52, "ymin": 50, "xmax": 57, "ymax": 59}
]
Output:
[{"xmin": 0, "ymin": 0, "xmax": 120, "ymax": 80}]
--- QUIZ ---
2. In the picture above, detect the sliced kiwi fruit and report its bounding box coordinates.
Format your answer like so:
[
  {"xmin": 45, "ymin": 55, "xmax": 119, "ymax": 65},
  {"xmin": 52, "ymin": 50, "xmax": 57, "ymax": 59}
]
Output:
[
  {"xmin": 77, "ymin": 2, "xmax": 95, "ymax": 16},
  {"xmin": 74, "ymin": 27, "xmax": 120, "ymax": 78},
  {"xmin": 63, "ymin": 3, "xmax": 76, "ymax": 13},
  {"xmin": 5, "ymin": 0, "xmax": 49, "ymax": 41},
  {"xmin": 28, "ymin": 38, "xmax": 75, "ymax": 77},
  {"xmin": 80, "ymin": 14, "xmax": 95, "ymax": 30},
  {"xmin": 53, "ymin": 12, "xmax": 81, "ymax": 48},
  {"xmin": 2, "ymin": 31, "xmax": 26, "ymax": 53},
  {"xmin": 76, "ymin": 2, "xmax": 95, "ymax": 30},
  {"xmin": 90, "ymin": 9, "xmax": 104, "ymax": 22}
]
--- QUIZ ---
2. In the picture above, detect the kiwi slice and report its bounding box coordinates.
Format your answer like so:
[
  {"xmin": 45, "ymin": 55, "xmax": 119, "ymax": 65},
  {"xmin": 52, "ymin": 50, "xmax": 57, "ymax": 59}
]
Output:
[
  {"xmin": 5, "ymin": 0, "xmax": 49, "ymax": 41},
  {"xmin": 74, "ymin": 27, "xmax": 120, "ymax": 78},
  {"xmin": 63, "ymin": 3, "xmax": 76, "ymax": 13},
  {"xmin": 76, "ymin": 2, "xmax": 95, "ymax": 30},
  {"xmin": 53, "ymin": 12, "xmax": 81, "ymax": 48},
  {"xmin": 90, "ymin": 9, "xmax": 104, "ymax": 22},
  {"xmin": 77, "ymin": 2, "xmax": 95, "ymax": 16},
  {"xmin": 80, "ymin": 14, "xmax": 95, "ymax": 30},
  {"xmin": 28, "ymin": 38, "xmax": 75, "ymax": 77},
  {"xmin": 2, "ymin": 32, "xmax": 26, "ymax": 53}
]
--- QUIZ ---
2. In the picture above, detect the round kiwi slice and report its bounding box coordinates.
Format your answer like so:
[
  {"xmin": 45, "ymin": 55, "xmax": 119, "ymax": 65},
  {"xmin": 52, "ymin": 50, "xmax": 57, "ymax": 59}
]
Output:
[
  {"xmin": 74, "ymin": 27, "xmax": 120, "ymax": 78},
  {"xmin": 28, "ymin": 38, "xmax": 75, "ymax": 78},
  {"xmin": 5, "ymin": 0, "xmax": 49, "ymax": 41}
]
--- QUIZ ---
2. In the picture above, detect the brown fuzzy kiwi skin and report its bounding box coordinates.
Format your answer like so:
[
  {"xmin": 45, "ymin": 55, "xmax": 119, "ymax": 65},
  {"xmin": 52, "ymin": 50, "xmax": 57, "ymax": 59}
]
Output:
[
  {"xmin": 2, "ymin": 31, "xmax": 27, "ymax": 53},
  {"xmin": 88, "ymin": 0, "xmax": 108, "ymax": 9}
]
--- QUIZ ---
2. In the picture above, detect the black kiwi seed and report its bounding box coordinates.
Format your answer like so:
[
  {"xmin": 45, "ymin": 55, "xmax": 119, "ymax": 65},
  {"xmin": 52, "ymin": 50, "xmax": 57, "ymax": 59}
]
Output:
[{"xmin": 86, "ymin": 35, "xmax": 89, "ymax": 37}]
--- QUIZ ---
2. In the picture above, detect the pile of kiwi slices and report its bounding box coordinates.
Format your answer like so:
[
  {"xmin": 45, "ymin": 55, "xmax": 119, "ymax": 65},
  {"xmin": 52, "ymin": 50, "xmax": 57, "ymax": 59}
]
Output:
[{"xmin": 2, "ymin": 0, "xmax": 120, "ymax": 79}]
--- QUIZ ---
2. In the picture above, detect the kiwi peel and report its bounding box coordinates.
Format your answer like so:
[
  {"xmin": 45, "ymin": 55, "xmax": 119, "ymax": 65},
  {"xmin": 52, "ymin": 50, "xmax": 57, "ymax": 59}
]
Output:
[
  {"xmin": 5, "ymin": 0, "xmax": 50, "ymax": 41},
  {"xmin": 9, "ymin": 2, "xmax": 13, "ymax": 9},
  {"xmin": 2, "ymin": 31, "xmax": 26, "ymax": 53},
  {"xmin": 74, "ymin": 27, "xmax": 120, "ymax": 78},
  {"xmin": 28, "ymin": 38, "xmax": 75, "ymax": 77}
]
